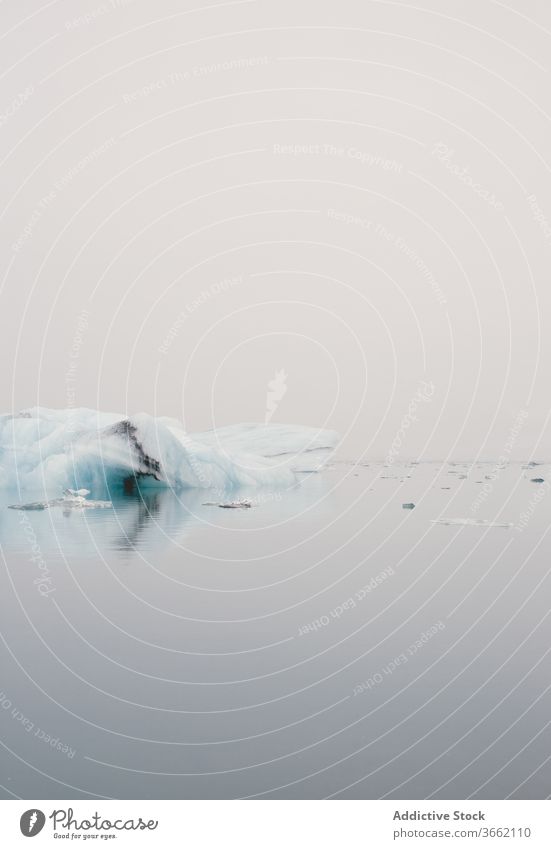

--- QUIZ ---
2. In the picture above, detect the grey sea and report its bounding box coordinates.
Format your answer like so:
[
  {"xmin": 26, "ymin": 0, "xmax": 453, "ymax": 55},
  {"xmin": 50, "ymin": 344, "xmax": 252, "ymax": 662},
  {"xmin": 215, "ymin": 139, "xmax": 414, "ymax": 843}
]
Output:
[{"xmin": 0, "ymin": 460, "xmax": 549, "ymax": 799}]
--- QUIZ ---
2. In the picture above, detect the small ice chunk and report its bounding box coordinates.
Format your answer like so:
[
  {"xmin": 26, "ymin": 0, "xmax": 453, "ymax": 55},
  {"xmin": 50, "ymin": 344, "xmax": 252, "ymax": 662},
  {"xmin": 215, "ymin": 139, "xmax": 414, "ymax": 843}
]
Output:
[
  {"xmin": 431, "ymin": 517, "xmax": 512, "ymax": 528},
  {"xmin": 202, "ymin": 498, "xmax": 252, "ymax": 508},
  {"xmin": 62, "ymin": 497, "xmax": 112, "ymax": 509},
  {"xmin": 218, "ymin": 499, "xmax": 252, "ymax": 509}
]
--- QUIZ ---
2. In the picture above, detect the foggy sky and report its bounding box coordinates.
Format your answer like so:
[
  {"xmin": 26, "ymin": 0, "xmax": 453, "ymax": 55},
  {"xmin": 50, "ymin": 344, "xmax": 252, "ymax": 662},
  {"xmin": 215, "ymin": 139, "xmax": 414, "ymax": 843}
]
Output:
[{"xmin": 1, "ymin": 0, "xmax": 550, "ymax": 461}]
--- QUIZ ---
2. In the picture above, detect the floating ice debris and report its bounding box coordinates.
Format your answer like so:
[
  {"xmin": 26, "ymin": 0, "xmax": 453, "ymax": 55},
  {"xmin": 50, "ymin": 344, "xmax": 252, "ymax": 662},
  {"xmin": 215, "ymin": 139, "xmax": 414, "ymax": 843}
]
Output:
[
  {"xmin": 402, "ymin": 502, "xmax": 415, "ymax": 509},
  {"xmin": 431, "ymin": 517, "xmax": 512, "ymax": 528},
  {"xmin": 530, "ymin": 478, "xmax": 545, "ymax": 483},
  {"xmin": 9, "ymin": 490, "xmax": 112, "ymax": 511},
  {"xmin": 59, "ymin": 490, "xmax": 112, "ymax": 509},
  {"xmin": 8, "ymin": 501, "xmax": 49, "ymax": 511},
  {"xmin": 202, "ymin": 498, "xmax": 252, "ymax": 509},
  {"xmin": 60, "ymin": 488, "xmax": 89, "ymax": 506}
]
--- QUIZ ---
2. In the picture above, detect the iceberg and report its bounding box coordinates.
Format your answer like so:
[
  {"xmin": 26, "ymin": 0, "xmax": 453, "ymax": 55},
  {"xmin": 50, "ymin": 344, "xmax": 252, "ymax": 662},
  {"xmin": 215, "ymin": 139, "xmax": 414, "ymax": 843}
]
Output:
[{"xmin": 0, "ymin": 407, "xmax": 338, "ymax": 495}]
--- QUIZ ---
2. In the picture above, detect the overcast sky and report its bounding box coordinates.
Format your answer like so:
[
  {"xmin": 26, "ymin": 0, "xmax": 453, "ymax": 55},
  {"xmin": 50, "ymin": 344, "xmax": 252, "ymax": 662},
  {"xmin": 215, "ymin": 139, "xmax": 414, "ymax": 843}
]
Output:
[{"xmin": 1, "ymin": 0, "xmax": 550, "ymax": 460}]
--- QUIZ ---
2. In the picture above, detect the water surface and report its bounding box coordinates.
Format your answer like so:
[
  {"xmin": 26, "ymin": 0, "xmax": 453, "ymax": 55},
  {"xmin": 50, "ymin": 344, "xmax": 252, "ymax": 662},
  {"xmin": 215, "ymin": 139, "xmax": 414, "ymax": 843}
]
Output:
[{"xmin": 1, "ymin": 461, "xmax": 549, "ymax": 799}]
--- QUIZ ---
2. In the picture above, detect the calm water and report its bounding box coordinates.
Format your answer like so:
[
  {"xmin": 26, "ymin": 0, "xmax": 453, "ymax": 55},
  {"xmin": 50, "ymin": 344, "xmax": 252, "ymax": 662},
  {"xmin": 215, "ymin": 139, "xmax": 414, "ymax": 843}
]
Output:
[{"xmin": 0, "ymin": 461, "xmax": 550, "ymax": 799}]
